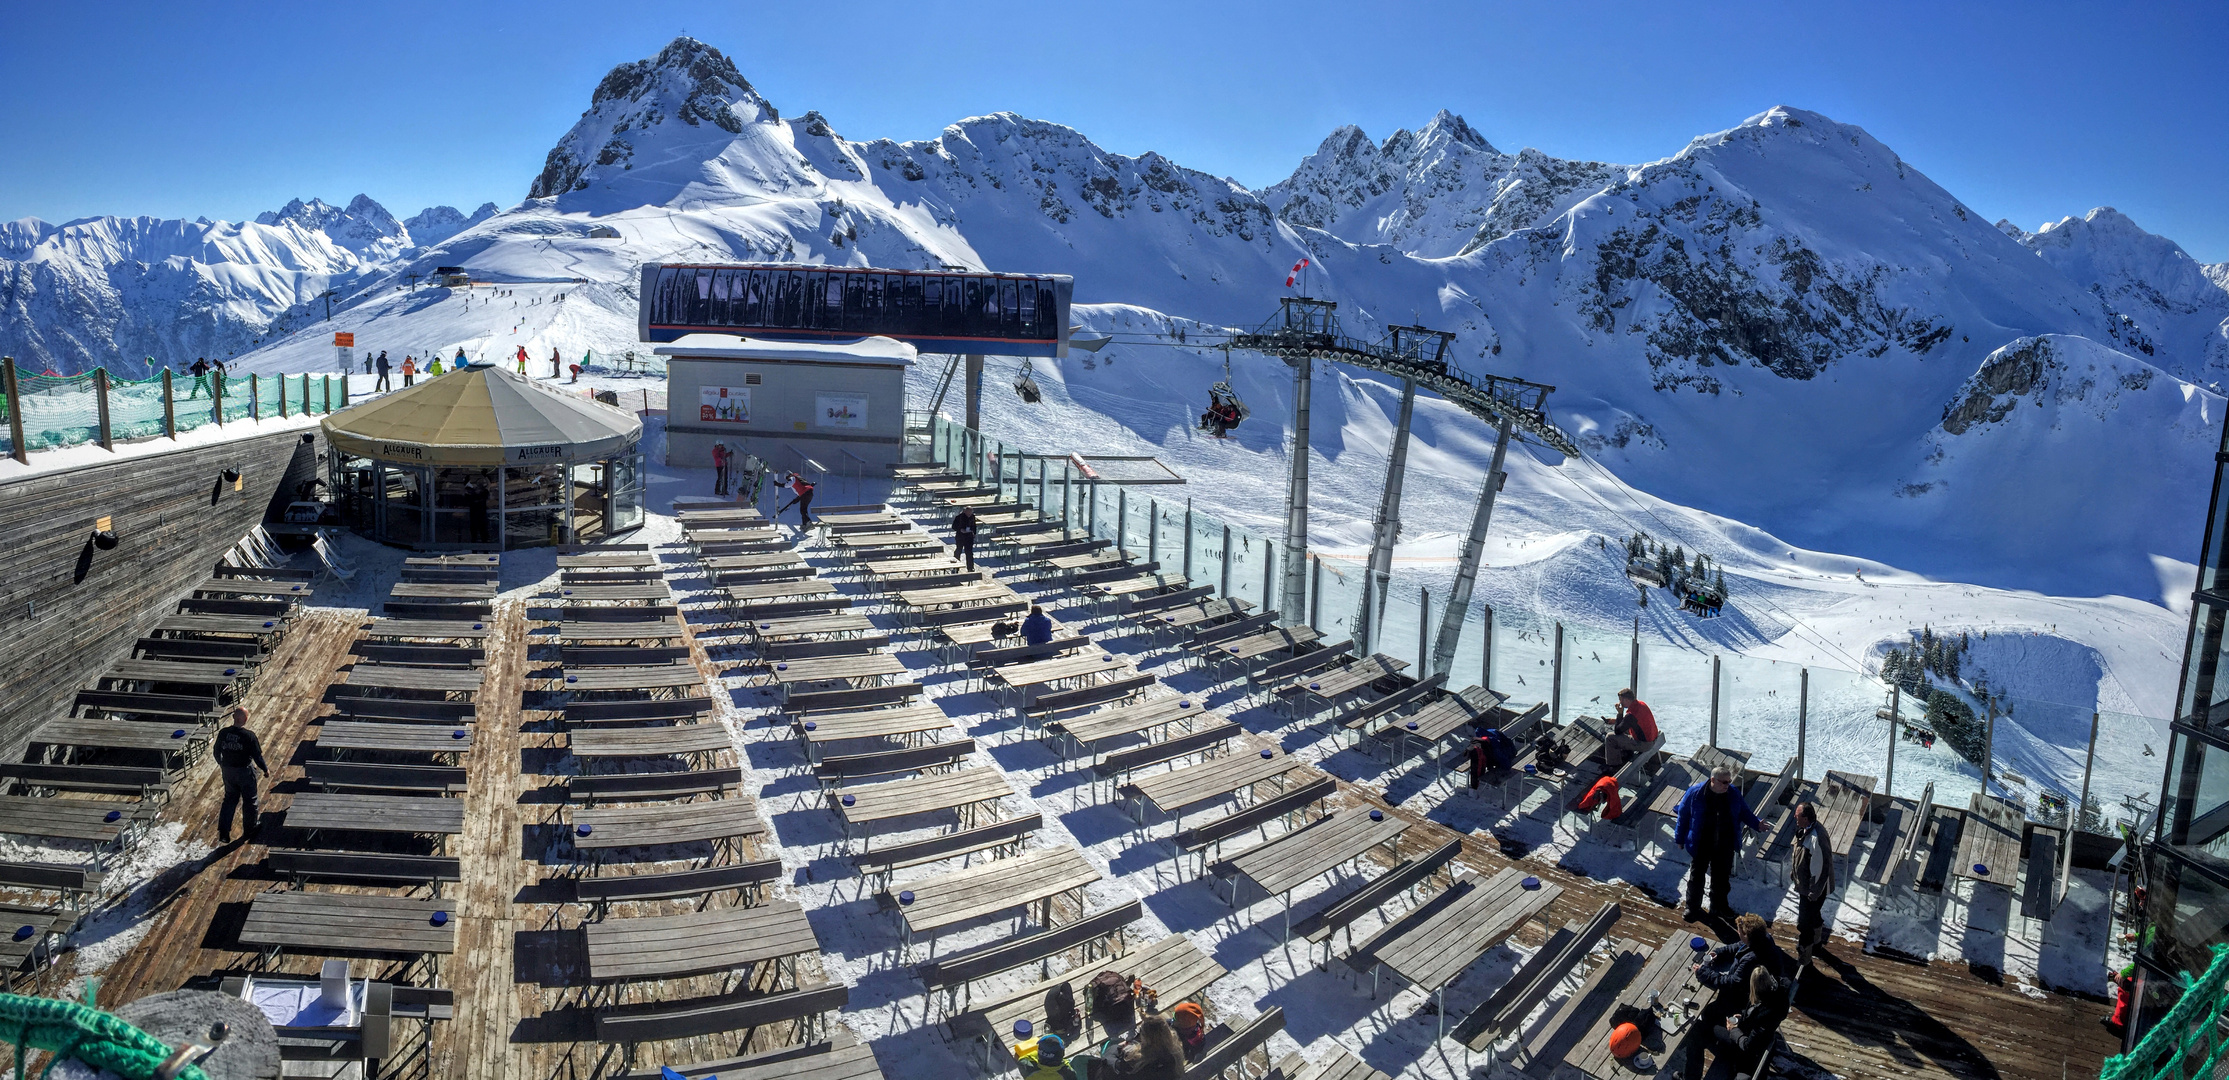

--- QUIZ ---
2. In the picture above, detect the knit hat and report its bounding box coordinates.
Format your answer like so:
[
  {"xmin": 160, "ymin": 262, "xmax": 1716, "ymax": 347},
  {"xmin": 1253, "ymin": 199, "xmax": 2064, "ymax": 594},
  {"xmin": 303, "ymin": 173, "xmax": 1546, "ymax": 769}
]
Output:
[
  {"xmin": 1036, "ymin": 1034, "xmax": 1065, "ymax": 1063},
  {"xmin": 1173, "ymin": 1001, "xmax": 1204, "ymax": 1028}
]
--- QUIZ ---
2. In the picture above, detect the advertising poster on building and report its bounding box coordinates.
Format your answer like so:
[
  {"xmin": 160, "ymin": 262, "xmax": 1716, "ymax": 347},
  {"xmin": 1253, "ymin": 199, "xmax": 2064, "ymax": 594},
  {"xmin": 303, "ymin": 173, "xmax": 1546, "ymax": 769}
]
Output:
[
  {"xmin": 700, "ymin": 386, "xmax": 750, "ymax": 423},
  {"xmin": 815, "ymin": 393, "xmax": 868, "ymax": 429}
]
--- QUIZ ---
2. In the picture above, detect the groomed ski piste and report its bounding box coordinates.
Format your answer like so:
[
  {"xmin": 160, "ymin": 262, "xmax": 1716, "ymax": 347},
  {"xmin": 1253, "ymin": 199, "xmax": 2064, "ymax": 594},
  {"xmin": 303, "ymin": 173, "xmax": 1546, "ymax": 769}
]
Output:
[{"xmin": 0, "ymin": 398, "xmax": 2099, "ymax": 1079}]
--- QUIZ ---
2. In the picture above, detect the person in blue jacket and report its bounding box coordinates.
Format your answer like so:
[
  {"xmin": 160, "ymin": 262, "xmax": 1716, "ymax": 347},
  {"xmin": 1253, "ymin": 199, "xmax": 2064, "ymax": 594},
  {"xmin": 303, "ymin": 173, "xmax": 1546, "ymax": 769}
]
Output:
[
  {"xmin": 1020, "ymin": 605, "xmax": 1055, "ymax": 652},
  {"xmin": 1674, "ymin": 765, "xmax": 1765, "ymax": 921}
]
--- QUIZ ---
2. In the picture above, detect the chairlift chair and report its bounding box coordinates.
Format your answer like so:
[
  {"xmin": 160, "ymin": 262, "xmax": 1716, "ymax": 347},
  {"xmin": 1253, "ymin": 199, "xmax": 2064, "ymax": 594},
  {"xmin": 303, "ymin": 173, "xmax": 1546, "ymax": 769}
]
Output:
[{"xmin": 1013, "ymin": 358, "xmax": 1043, "ymax": 404}]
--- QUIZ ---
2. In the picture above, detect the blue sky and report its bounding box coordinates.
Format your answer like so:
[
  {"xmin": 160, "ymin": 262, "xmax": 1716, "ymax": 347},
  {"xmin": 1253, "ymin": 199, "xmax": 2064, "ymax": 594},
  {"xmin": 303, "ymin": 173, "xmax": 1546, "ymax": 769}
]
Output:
[{"xmin": 4, "ymin": 0, "xmax": 2224, "ymax": 259}]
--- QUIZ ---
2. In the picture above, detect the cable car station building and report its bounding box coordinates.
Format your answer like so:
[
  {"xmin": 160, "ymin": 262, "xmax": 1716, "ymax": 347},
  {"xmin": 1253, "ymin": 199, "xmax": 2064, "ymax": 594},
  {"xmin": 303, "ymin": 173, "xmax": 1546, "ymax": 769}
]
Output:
[{"xmin": 637, "ymin": 263, "xmax": 1074, "ymax": 471}]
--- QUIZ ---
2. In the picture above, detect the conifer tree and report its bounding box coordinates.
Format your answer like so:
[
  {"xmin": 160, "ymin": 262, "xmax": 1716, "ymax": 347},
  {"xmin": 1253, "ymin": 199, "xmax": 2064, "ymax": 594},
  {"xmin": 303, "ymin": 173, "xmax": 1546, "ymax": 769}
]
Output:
[{"xmin": 1712, "ymin": 568, "xmax": 1726, "ymax": 597}]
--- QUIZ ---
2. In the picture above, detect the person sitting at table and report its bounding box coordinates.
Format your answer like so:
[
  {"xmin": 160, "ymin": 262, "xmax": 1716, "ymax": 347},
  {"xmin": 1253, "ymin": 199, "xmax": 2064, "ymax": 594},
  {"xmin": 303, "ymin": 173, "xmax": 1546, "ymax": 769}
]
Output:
[
  {"xmin": 1683, "ymin": 962, "xmax": 1790, "ymax": 1080},
  {"xmin": 1022, "ymin": 605, "xmax": 1055, "ymax": 652}
]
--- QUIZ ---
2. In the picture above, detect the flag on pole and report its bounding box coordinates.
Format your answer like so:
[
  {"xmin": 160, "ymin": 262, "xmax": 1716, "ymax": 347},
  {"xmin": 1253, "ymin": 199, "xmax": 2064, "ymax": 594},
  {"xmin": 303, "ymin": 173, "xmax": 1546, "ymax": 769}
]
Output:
[{"xmin": 1285, "ymin": 257, "xmax": 1310, "ymax": 288}]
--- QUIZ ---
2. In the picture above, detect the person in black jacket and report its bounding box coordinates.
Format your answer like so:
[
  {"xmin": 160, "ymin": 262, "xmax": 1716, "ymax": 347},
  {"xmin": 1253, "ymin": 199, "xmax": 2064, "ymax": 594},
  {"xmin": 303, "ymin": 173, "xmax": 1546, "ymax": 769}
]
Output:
[
  {"xmin": 1683, "ymin": 963, "xmax": 1790, "ymax": 1080},
  {"xmin": 953, "ymin": 507, "xmax": 979, "ymax": 571},
  {"xmin": 213, "ymin": 708, "xmax": 270, "ymax": 843},
  {"xmin": 1694, "ymin": 914, "xmax": 1788, "ymax": 1027}
]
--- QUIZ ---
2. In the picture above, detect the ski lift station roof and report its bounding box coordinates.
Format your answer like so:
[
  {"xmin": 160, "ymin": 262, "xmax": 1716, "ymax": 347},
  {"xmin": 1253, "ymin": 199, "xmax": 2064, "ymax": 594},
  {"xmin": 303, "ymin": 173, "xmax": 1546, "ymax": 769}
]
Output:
[{"xmin": 320, "ymin": 362, "xmax": 642, "ymax": 466}]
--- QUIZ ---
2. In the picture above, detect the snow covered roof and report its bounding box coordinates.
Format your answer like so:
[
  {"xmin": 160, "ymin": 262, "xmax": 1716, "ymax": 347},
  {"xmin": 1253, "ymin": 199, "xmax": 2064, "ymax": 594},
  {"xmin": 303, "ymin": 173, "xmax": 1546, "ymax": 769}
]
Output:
[
  {"xmin": 321, "ymin": 363, "xmax": 641, "ymax": 466},
  {"xmin": 653, "ymin": 333, "xmax": 915, "ymax": 367}
]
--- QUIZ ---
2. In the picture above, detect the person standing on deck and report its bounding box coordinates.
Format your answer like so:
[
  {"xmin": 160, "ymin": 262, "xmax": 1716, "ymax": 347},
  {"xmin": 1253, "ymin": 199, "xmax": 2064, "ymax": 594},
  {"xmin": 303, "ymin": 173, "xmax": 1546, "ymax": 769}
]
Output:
[
  {"xmin": 1675, "ymin": 765, "xmax": 1764, "ymax": 921},
  {"xmin": 186, "ymin": 358, "xmax": 210, "ymax": 399},
  {"xmin": 550, "ymin": 348, "xmax": 562, "ymax": 380},
  {"xmin": 952, "ymin": 506, "xmax": 979, "ymax": 571},
  {"xmin": 1603, "ymin": 687, "xmax": 1657, "ymax": 771},
  {"xmin": 516, "ymin": 345, "xmax": 529, "ymax": 375},
  {"xmin": 1788, "ymin": 801, "xmax": 1835, "ymax": 965},
  {"xmin": 374, "ymin": 352, "xmax": 392, "ymax": 391},
  {"xmin": 214, "ymin": 708, "xmax": 270, "ymax": 844},
  {"xmin": 775, "ymin": 472, "xmax": 816, "ymax": 527},
  {"xmin": 711, "ymin": 442, "xmax": 732, "ymax": 497}
]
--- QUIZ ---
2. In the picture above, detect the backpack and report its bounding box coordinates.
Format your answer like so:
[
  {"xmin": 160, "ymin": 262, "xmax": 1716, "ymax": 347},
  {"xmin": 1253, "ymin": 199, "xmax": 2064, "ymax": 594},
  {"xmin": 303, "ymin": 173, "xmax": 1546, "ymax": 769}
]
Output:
[
  {"xmin": 992, "ymin": 621, "xmax": 1019, "ymax": 639},
  {"xmin": 1044, "ymin": 981, "xmax": 1079, "ymax": 1035},
  {"xmin": 1088, "ymin": 970, "xmax": 1134, "ymax": 1026},
  {"xmin": 1608, "ymin": 1001, "xmax": 1659, "ymax": 1040},
  {"xmin": 1481, "ymin": 729, "xmax": 1516, "ymax": 770}
]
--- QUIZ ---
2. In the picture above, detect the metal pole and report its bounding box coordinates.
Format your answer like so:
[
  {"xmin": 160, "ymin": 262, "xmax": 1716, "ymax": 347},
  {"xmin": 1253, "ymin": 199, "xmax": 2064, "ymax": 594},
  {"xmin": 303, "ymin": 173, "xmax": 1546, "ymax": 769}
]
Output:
[
  {"xmin": 1709, "ymin": 654, "xmax": 1721, "ymax": 748},
  {"xmin": 1182, "ymin": 499, "xmax": 1194, "ymax": 582},
  {"xmin": 1088, "ymin": 479, "xmax": 1099, "ymax": 537},
  {"xmin": 162, "ymin": 369, "xmax": 178, "ymax": 437},
  {"xmin": 964, "ymin": 354, "xmax": 984, "ymax": 431},
  {"xmin": 1418, "ymin": 586, "xmax": 1431, "ymax": 673},
  {"xmin": 1885, "ymin": 686, "xmax": 1900, "ymax": 799},
  {"xmin": 0, "ymin": 358, "xmax": 24, "ymax": 464},
  {"xmin": 1357, "ymin": 377, "xmax": 1418, "ymax": 656},
  {"xmin": 1982, "ymin": 700, "xmax": 1997, "ymax": 795},
  {"xmin": 1264, "ymin": 546, "xmax": 1278, "ymax": 620},
  {"xmin": 1279, "ymin": 356, "xmax": 1314, "ymax": 624},
  {"xmin": 1037, "ymin": 456, "xmax": 1047, "ymax": 515},
  {"xmin": 1428, "ymin": 415, "xmax": 1514, "ymax": 678},
  {"xmin": 1629, "ymin": 614, "xmax": 1641, "ymax": 692},
  {"xmin": 1551, "ymin": 622, "xmax": 1564, "ymax": 724},
  {"xmin": 1482, "ymin": 605, "xmax": 1493, "ymax": 690},
  {"xmin": 1797, "ymin": 668, "xmax": 1810, "ymax": 781},
  {"xmin": 1309, "ymin": 556, "xmax": 1322, "ymax": 631},
  {"xmin": 93, "ymin": 369, "xmax": 111, "ymax": 450},
  {"xmin": 1220, "ymin": 524, "xmax": 1232, "ymax": 598},
  {"xmin": 1063, "ymin": 460, "xmax": 1073, "ymax": 530},
  {"xmin": 2061, "ymin": 711, "xmax": 2099, "ymax": 908},
  {"xmin": 1359, "ymin": 572, "xmax": 1375, "ymax": 656}
]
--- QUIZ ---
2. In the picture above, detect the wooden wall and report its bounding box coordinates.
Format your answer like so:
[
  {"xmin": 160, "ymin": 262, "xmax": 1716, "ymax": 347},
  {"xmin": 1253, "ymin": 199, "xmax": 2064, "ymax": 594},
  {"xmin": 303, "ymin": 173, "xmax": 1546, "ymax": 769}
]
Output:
[{"xmin": 0, "ymin": 428, "xmax": 323, "ymax": 753}]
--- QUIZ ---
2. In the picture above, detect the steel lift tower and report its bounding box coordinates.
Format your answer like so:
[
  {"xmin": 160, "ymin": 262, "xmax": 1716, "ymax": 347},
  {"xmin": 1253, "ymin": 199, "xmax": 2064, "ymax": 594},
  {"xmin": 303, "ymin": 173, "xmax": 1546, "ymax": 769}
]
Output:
[{"xmin": 1229, "ymin": 297, "xmax": 1578, "ymax": 680}]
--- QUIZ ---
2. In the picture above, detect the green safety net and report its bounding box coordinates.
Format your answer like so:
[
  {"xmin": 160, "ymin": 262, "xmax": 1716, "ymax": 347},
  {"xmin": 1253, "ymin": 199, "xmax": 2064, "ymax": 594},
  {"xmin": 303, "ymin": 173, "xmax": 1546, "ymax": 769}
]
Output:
[
  {"xmin": 2101, "ymin": 944, "xmax": 2229, "ymax": 1080},
  {"xmin": 10, "ymin": 372, "xmax": 102, "ymax": 451},
  {"xmin": 106, "ymin": 375, "xmax": 169, "ymax": 443},
  {"xmin": 0, "ymin": 990, "xmax": 208, "ymax": 1080}
]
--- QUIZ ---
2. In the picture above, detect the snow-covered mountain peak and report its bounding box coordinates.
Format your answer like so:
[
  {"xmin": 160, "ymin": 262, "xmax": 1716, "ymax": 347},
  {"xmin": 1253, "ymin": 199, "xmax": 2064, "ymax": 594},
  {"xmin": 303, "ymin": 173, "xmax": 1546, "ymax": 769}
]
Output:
[
  {"xmin": 402, "ymin": 202, "xmax": 499, "ymax": 249},
  {"xmin": 2013, "ymin": 206, "xmax": 2229, "ymax": 383},
  {"xmin": 528, "ymin": 37, "xmax": 778, "ymax": 200},
  {"xmin": 252, "ymin": 194, "xmax": 409, "ymax": 260}
]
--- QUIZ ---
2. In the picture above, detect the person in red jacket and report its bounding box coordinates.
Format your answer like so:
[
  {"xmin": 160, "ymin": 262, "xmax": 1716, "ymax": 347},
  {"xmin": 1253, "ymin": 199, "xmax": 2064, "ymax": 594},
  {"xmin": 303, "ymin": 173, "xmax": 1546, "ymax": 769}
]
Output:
[
  {"xmin": 1570, "ymin": 774, "xmax": 1624, "ymax": 819},
  {"xmin": 775, "ymin": 472, "xmax": 816, "ymax": 526},
  {"xmin": 710, "ymin": 442, "xmax": 731, "ymax": 496},
  {"xmin": 1604, "ymin": 687, "xmax": 1658, "ymax": 770}
]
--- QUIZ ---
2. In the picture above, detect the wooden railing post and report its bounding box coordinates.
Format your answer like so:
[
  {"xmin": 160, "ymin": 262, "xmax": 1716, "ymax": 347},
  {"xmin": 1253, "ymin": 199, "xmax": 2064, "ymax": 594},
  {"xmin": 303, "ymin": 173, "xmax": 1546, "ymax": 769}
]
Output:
[
  {"xmin": 161, "ymin": 369, "xmax": 177, "ymax": 439},
  {"xmin": 212, "ymin": 365, "xmax": 225, "ymax": 426},
  {"xmin": 249, "ymin": 373, "xmax": 260, "ymax": 421},
  {"xmin": 1, "ymin": 357, "xmax": 25, "ymax": 464},
  {"xmin": 340, "ymin": 373, "xmax": 350, "ymax": 407},
  {"xmin": 94, "ymin": 368, "xmax": 112, "ymax": 449},
  {"xmin": 278, "ymin": 374, "xmax": 288, "ymax": 418}
]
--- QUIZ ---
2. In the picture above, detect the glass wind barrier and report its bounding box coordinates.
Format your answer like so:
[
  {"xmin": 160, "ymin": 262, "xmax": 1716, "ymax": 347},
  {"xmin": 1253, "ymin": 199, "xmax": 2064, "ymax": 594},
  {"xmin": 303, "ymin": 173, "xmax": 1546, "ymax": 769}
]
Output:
[{"xmin": 922, "ymin": 414, "xmax": 2163, "ymax": 836}]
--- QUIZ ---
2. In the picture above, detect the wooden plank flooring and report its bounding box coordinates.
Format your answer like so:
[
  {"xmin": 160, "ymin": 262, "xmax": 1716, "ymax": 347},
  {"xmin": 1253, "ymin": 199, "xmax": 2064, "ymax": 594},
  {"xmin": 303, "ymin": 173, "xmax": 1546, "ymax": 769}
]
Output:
[{"xmin": 62, "ymin": 586, "xmax": 2119, "ymax": 1080}]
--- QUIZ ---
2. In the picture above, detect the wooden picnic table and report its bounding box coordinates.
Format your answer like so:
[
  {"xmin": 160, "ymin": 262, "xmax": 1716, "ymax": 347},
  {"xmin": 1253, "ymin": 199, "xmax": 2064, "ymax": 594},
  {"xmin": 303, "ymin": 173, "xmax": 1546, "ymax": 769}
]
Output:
[
  {"xmin": 389, "ymin": 582, "xmax": 498, "ymax": 599},
  {"xmin": 1818, "ymin": 771, "xmax": 1878, "ymax": 857},
  {"xmin": 585, "ymin": 899, "xmax": 818, "ymax": 985},
  {"xmin": 798, "ymin": 705, "xmax": 955, "ymax": 757},
  {"xmin": 563, "ymin": 664, "xmax": 705, "ymax": 692},
  {"xmin": 1645, "ymin": 755, "xmax": 1711, "ymax": 818},
  {"xmin": 1386, "ymin": 686, "xmax": 1504, "ymax": 757},
  {"xmin": 896, "ymin": 846, "xmax": 1099, "ymax": 943},
  {"xmin": 0, "ymin": 795, "xmax": 136, "ymax": 844},
  {"xmin": 154, "ymin": 614, "xmax": 285, "ymax": 638},
  {"xmin": 1557, "ymin": 929, "xmax": 1707, "ymax": 1080},
  {"xmin": 558, "ymin": 583, "xmax": 673, "ymax": 603},
  {"xmin": 1954, "ymin": 792, "xmax": 2024, "ymax": 886},
  {"xmin": 104, "ymin": 658, "xmax": 245, "ymax": 687},
  {"xmin": 753, "ymin": 612, "xmax": 878, "ymax": 639},
  {"xmin": 1692, "ymin": 744, "xmax": 1751, "ymax": 778},
  {"xmin": 33, "ymin": 718, "xmax": 203, "ymax": 757},
  {"xmin": 704, "ymin": 552, "xmax": 806, "ymax": 571},
  {"xmin": 896, "ymin": 581, "xmax": 1015, "ymax": 610},
  {"xmin": 568, "ymin": 724, "xmax": 733, "ymax": 760},
  {"xmin": 966, "ymin": 932, "xmax": 1225, "ymax": 1062},
  {"xmin": 1126, "ymin": 748, "xmax": 1304, "ymax": 825},
  {"xmin": 770, "ymin": 653, "xmax": 907, "ymax": 687},
  {"xmin": 1213, "ymin": 627, "xmax": 1321, "ymax": 664},
  {"xmin": 676, "ymin": 507, "xmax": 766, "ymax": 524},
  {"xmin": 365, "ymin": 619, "xmax": 490, "ymax": 641},
  {"xmin": 834, "ymin": 766, "xmax": 1013, "ymax": 843},
  {"xmin": 1088, "ymin": 573, "xmax": 1190, "ymax": 598},
  {"xmin": 992, "ymin": 651, "xmax": 1132, "ymax": 693},
  {"xmin": 687, "ymin": 527, "xmax": 785, "ymax": 545},
  {"xmin": 556, "ymin": 553, "xmax": 657, "ymax": 569},
  {"xmin": 1047, "ymin": 551, "xmax": 1124, "ymax": 572},
  {"xmin": 404, "ymin": 554, "xmax": 501, "ymax": 567},
  {"xmin": 239, "ymin": 891, "xmax": 456, "ymax": 966},
  {"xmin": 1364, "ymin": 867, "xmax": 1560, "ymax": 994},
  {"xmin": 316, "ymin": 720, "xmax": 473, "ymax": 757},
  {"xmin": 865, "ymin": 556, "xmax": 966, "ymax": 578},
  {"xmin": 833, "ymin": 532, "xmax": 940, "ymax": 551},
  {"xmin": 1149, "ymin": 599, "xmax": 1252, "ymax": 631},
  {"xmin": 1219, "ymin": 810, "xmax": 1408, "ymax": 936},
  {"xmin": 560, "ymin": 620, "xmax": 684, "ymax": 642},
  {"xmin": 193, "ymin": 578, "xmax": 313, "ymax": 599},
  {"xmin": 285, "ymin": 792, "xmax": 464, "ymax": 837},
  {"xmin": 343, "ymin": 664, "xmax": 485, "ymax": 693},
  {"xmin": 1295, "ymin": 654, "xmax": 1408, "ymax": 703},
  {"xmin": 1050, "ymin": 696, "xmax": 1217, "ymax": 757},
  {"xmin": 570, "ymin": 797, "xmax": 766, "ymax": 853},
  {"xmin": 726, "ymin": 580, "xmax": 840, "ymax": 603}
]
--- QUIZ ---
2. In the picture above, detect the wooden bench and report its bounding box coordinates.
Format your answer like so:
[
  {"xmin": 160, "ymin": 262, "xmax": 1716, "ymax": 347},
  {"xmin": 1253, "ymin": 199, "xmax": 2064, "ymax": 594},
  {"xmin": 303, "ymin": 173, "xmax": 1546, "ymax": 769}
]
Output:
[
  {"xmin": 1184, "ymin": 1007, "xmax": 1286, "ymax": 1080},
  {"xmin": 1333, "ymin": 674, "xmax": 1448, "ymax": 745},
  {"xmin": 131, "ymin": 637, "xmax": 264, "ymax": 664},
  {"xmin": 0, "ymin": 763, "xmax": 170, "ymax": 801},
  {"xmin": 72, "ymin": 689, "xmax": 216, "ymax": 721},
  {"xmin": 0, "ymin": 795, "xmax": 146, "ymax": 847},
  {"xmin": 567, "ymin": 724, "xmax": 733, "ymax": 764},
  {"xmin": 1342, "ymin": 866, "xmax": 1562, "ymax": 1034},
  {"xmin": 564, "ymin": 697, "xmax": 715, "ymax": 726},
  {"xmin": 784, "ymin": 683, "xmax": 924, "ymax": 716},
  {"xmin": 1511, "ymin": 938, "xmax": 1649, "ymax": 1075},
  {"xmin": 572, "ymin": 859, "xmax": 783, "ymax": 920},
  {"xmin": 815, "ymin": 740, "xmax": 977, "ymax": 791},
  {"xmin": 1174, "ymin": 776, "xmax": 1339, "ymax": 873},
  {"xmin": 1266, "ymin": 1046, "xmax": 1388, "ymax": 1080},
  {"xmin": 1860, "ymin": 782, "xmax": 1933, "ymax": 891},
  {"xmin": 382, "ymin": 601, "xmax": 492, "ymax": 620},
  {"xmin": 351, "ymin": 643, "xmax": 486, "ymax": 667},
  {"xmin": 1022, "ymin": 673, "xmax": 1155, "ymax": 722},
  {"xmin": 301, "ymin": 761, "xmax": 468, "ymax": 795},
  {"xmin": 568, "ymin": 767, "xmax": 744, "ymax": 803},
  {"xmin": 1089, "ymin": 722, "xmax": 1241, "ymax": 800},
  {"xmin": 834, "ymin": 766, "xmax": 1015, "ymax": 849},
  {"xmin": 764, "ymin": 635, "xmax": 895, "ymax": 662},
  {"xmin": 265, "ymin": 850, "xmax": 461, "ymax": 894},
  {"xmin": 884, "ymin": 845, "xmax": 1100, "ymax": 953},
  {"xmin": 595, "ymin": 981, "xmax": 848, "ymax": 1073},
  {"xmin": 916, "ymin": 899, "xmax": 1143, "ymax": 1016},
  {"xmin": 330, "ymin": 697, "xmax": 477, "ymax": 724},
  {"xmin": 851, "ymin": 813, "xmax": 1042, "ymax": 893},
  {"xmin": 560, "ymin": 645, "xmax": 693, "ymax": 667},
  {"xmin": 2022, "ymin": 823, "xmax": 2063, "ymax": 922},
  {"xmin": 1292, "ymin": 838, "xmax": 1464, "ymax": 966},
  {"xmin": 611, "ymin": 1036, "xmax": 885, "ymax": 1080}
]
